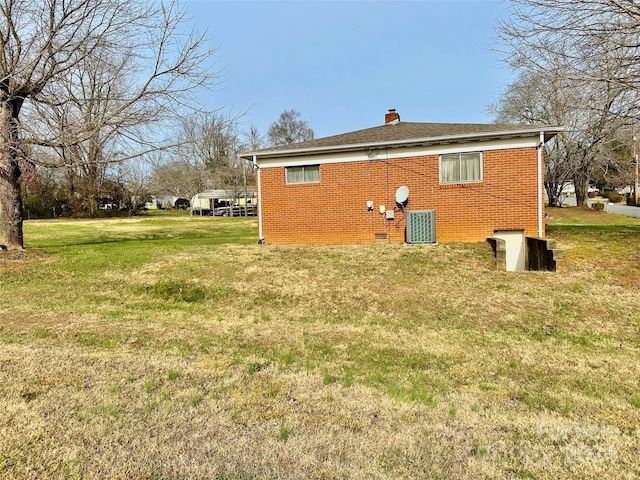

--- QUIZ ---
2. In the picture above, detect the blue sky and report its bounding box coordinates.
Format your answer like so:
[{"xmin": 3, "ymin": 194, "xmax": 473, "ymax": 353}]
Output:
[{"xmin": 186, "ymin": 0, "xmax": 512, "ymax": 139}]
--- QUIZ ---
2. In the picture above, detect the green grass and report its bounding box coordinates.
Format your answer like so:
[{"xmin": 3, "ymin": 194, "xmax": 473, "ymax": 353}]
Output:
[{"xmin": 0, "ymin": 209, "xmax": 639, "ymax": 479}]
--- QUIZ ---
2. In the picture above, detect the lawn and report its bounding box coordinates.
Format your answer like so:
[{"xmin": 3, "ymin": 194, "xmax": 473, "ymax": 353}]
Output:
[{"xmin": 1, "ymin": 208, "xmax": 639, "ymax": 479}]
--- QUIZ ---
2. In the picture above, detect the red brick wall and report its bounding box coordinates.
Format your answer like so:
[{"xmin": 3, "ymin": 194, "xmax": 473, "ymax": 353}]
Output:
[{"xmin": 259, "ymin": 147, "xmax": 542, "ymax": 244}]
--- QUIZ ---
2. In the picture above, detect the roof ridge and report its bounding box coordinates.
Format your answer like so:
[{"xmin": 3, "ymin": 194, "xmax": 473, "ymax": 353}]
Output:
[{"xmin": 242, "ymin": 121, "xmax": 562, "ymax": 158}]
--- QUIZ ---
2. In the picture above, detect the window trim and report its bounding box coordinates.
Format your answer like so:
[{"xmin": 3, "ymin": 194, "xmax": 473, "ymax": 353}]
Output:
[
  {"xmin": 439, "ymin": 152, "xmax": 483, "ymax": 184},
  {"xmin": 285, "ymin": 164, "xmax": 320, "ymax": 184}
]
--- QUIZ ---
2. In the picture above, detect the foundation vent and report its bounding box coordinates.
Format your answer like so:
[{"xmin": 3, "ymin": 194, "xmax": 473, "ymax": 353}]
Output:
[{"xmin": 406, "ymin": 210, "xmax": 436, "ymax": 244}]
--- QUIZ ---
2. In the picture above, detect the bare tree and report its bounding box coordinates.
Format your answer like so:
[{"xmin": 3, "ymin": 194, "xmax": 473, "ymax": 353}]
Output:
[
  {"xmin": 239, "ymin": 124, "xmax": 262, "ymax": 176},
  {"xmin": 495, "ymin": 0, "xmax": 640, "ymax": 207},
  {"xmin": 113, "ymin": 159, "xmax": 151, "ymax": 215},
  {"xmin": 176, "ymin": 112, "xmax": 239, "ymax": 176},
  {"xmin": 29, "ymin": 39, "xmax": 155, "ymax": 214},
  {"xmin": 592, "ymin": 128, "xmax": 637, "ymax": 193},
  {"xmin": 491, "ymin": 67, "xmax": 631, "ymax": 207},
  {"xmin": 0, "ymin": 0, "xmax": 217, "ymax": 249},
  {"xmin": 148, "ymin": 157, "xmax": 214, "ymax": 200},
  {"xmin": 245, "ymin": 125, "xmax": 263, "ymax": 151},
  {"xmin": 497, "ymin": 0, "xmax": 640, "ymax": 91},
  {"xmin": 266, "ymin": 109, "xmax": 314, "ymax": 146},
  {"xmin": 490, "ymin": 71, "xmax": 574, "ymax": 206},
  {"xmin": 150, "ymin": 112, "xmax": 257, "ymax": 207}
]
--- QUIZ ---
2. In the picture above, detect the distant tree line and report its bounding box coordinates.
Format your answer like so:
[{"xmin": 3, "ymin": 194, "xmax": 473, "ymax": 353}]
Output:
[
  {"xmin": 146, "ymin": 109, "xmax": 314, "ymax": 206},
  {"xmin": 22, "ymin": 103, "xmax": 315, "ymax": 219}
]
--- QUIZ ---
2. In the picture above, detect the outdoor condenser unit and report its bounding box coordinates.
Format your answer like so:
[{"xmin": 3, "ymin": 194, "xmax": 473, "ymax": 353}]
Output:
[{"xmin": 405, "ymin": 210, "xmax": 436, "ymax": 244}]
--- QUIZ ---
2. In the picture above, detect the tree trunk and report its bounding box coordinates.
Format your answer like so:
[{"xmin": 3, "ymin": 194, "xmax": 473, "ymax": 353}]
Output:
[
  {"xmin": 0, "ymin": 102, "xmax": 24, "ymax": 249},
  {"xmin": 574, "ymin": 169, "xmax": 590, "ymax": 208},
  {"xmin": 545, "ymin": 180, "xmax": 562, "ymax": 207}
]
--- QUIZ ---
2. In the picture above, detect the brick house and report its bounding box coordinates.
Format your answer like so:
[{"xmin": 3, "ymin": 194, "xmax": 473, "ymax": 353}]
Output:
[{"xmin": 239, "ymin": 110, "xmax": 560, "ymax": 247}]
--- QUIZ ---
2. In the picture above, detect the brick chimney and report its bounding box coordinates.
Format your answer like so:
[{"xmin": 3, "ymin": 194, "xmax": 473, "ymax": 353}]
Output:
[{"xmin": 385, "ymin": 109, "xmax": 400, "ymax": 124}]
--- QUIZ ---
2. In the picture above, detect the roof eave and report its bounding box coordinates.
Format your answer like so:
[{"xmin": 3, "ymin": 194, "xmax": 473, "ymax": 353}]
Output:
[{"xmin": 240, "ymin": 127, "xmax": 564, "ymax": 160}]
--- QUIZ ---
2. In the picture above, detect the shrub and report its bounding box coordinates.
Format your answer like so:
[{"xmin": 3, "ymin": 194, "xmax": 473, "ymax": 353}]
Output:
[
  {"xmin": 602, "ymin": 191, "xmax": 623, "ymax": 203},
  {"xmin": 591, "ymin": 202, "xmax": 605, "ymax": 212}
]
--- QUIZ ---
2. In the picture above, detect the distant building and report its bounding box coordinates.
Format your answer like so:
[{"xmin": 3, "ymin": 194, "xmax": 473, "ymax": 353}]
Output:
[
  {"xmin": 145, "ymin": 195, "xmax": 187, "ymax": 210},
  {"xmin": 190, "ymin": 189, "xmax": 256, "ymax": 215}
]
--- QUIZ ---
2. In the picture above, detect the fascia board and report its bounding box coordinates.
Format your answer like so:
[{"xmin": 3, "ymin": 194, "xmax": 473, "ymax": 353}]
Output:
[{"xmin": 255, "ymin": 136, "xmax": 540, "ymax": 169}]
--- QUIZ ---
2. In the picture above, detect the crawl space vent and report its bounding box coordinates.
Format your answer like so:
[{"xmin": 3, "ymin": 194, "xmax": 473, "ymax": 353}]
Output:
[{"xmin": 406, "ymin": 210, "xmax": 436, "ymax": 244}]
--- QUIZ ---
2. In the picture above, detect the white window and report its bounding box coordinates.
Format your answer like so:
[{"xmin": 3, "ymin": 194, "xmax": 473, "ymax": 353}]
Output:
[
  {"xmin": 439, "ymin": 152, "xmax": 482, "ymax": 184},
  {"xmin": 286, "ymin": 165, "xmax": 320, "ymax": 184}
]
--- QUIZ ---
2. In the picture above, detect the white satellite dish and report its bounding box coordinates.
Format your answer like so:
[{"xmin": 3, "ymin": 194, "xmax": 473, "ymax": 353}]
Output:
[{"xmin": 395, "ymin": 185, "xmax": 409, "ymax": 205}]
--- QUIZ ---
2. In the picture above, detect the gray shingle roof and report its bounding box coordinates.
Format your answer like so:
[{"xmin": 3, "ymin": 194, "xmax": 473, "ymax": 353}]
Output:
[{"xmin": 240, "ymin": 121, "xmax": 562, "ymax": 159}]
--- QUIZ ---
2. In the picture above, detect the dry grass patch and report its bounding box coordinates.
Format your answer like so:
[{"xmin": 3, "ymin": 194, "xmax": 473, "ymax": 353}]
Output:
[
  {"xmin": 0, "ymin": 248, "xmax": 51, "ymax": 272},
  {"xmin": 1, "ymin": 342, "xmax": 636, "ymax": 479},
  {"xmin": 1, "ymin": 212, "xmax": 639, "ymax": 478}
]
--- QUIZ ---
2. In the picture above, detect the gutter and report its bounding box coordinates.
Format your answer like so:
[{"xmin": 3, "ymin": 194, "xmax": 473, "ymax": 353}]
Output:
[
  {"xmin": 254, "ymin": 155, "xmax": 264, "ymax": 243},
  {"xmin": 538, "ymin": 131, "xmax": 544, "ymax": 237}
]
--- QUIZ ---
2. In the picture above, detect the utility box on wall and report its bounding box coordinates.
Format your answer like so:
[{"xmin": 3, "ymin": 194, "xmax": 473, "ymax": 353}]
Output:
[{"xmin": 406, "ymin": 210, "xmax": 436, "ymax": 244}]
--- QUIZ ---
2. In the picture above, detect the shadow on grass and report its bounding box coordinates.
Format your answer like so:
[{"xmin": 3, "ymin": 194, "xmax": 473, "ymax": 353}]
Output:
[
  {"xmin": 48, "ymin": 231, "xmax": 254, "ymax": 248},
  {"xmin": 548, "ymin": 223, "xmax": 640, "ymax": 237},
  {"xmin": 27, "ymin": 220, "xmax": 258, "ymax": 249}
]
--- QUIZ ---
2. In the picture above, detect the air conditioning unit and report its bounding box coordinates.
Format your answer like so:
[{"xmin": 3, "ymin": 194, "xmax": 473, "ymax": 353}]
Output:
[{"xmin": 406, "ymin": 210, "xmax": 436, "ymax": 244}]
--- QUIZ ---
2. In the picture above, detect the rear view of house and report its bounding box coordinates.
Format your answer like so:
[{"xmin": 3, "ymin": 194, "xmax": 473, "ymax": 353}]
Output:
[{"xmin": 240, "ymin": 110, "xmax": 560, "ymax": 246}]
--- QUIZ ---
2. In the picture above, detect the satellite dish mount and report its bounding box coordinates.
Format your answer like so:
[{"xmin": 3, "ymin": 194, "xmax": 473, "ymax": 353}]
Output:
[{"xmin": 394, "ymin": 185, "xmax": 409, "ymax": 208}]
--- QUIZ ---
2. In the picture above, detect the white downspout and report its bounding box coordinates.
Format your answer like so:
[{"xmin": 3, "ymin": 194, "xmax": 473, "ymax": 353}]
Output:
[
  {"xmin": 537, "ymin": 132, "xmax": 544, "ymax": 237},
  {"xmin": 254, "ymin": 155, "xmax": 264, "ymax": 242}
]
